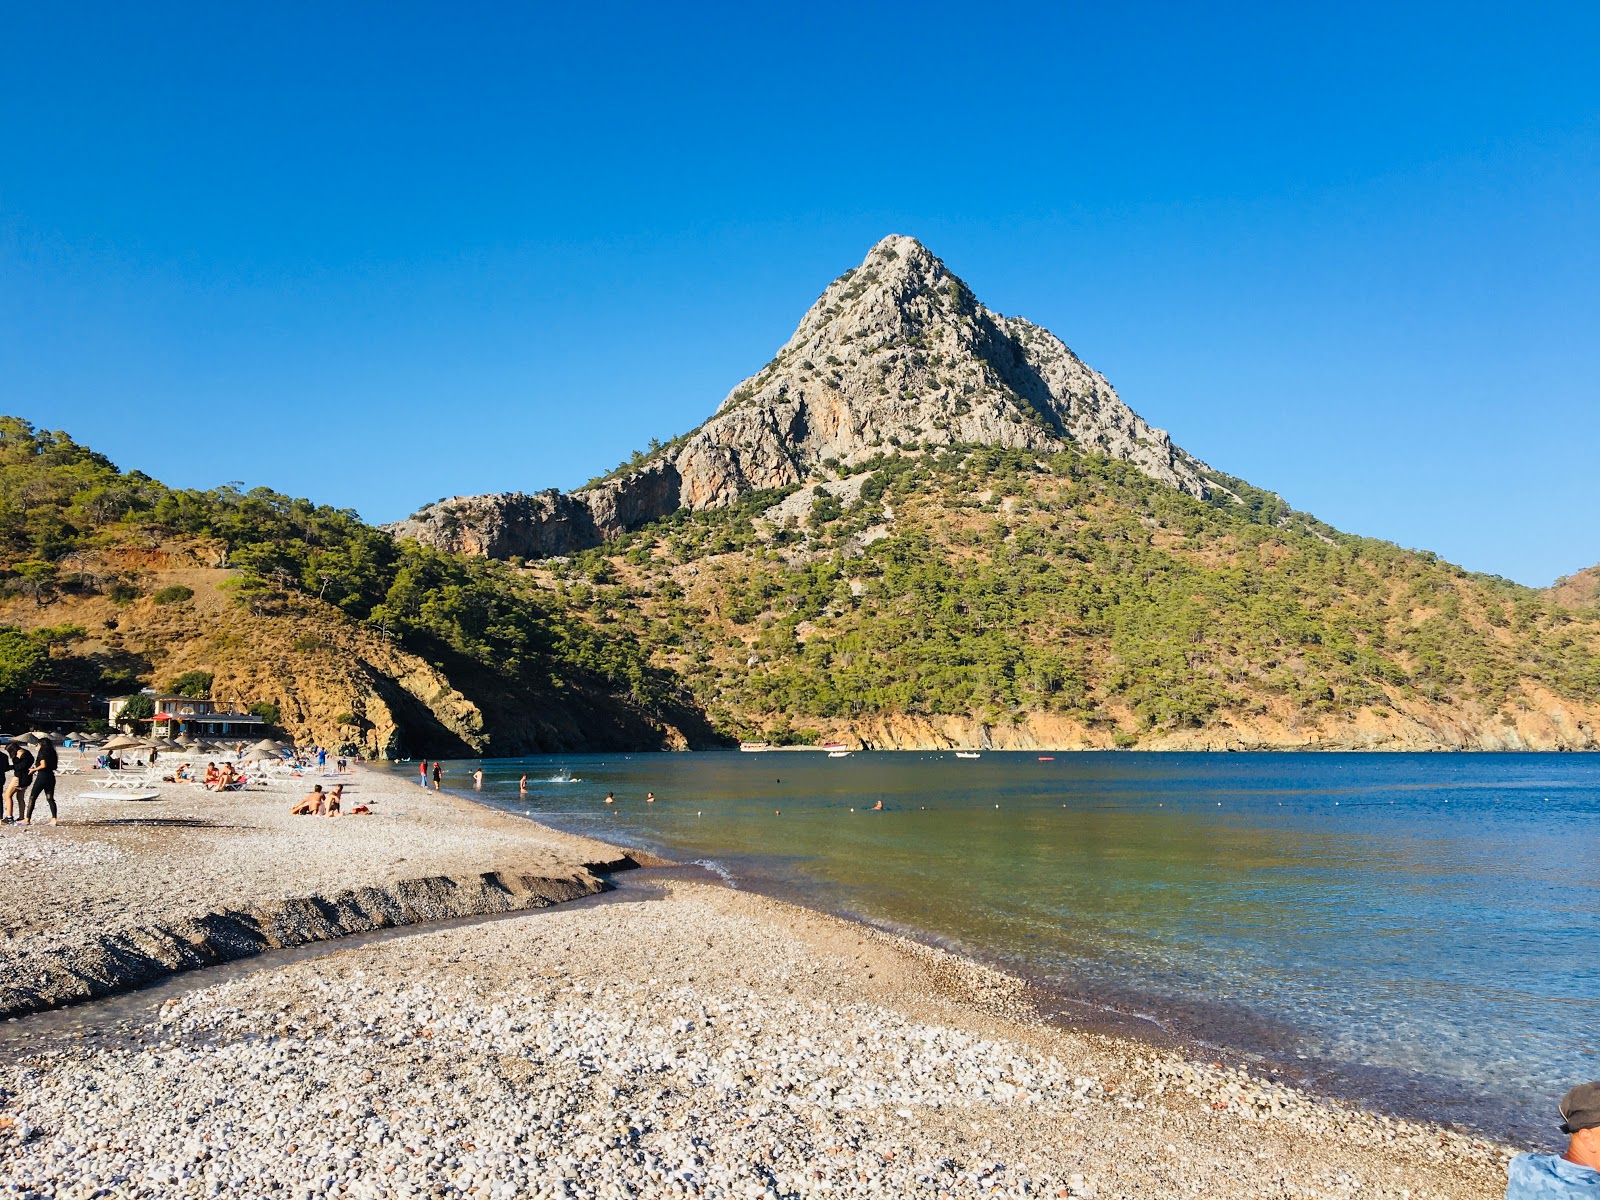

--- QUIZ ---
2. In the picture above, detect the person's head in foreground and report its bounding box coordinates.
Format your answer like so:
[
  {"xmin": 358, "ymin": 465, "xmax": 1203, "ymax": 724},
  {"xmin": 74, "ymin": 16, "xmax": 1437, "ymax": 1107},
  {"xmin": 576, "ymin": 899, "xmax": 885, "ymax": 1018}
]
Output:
[{"xmin": 1506, "ymin": 1082, "xmax": 1600, "ymax": 1197}]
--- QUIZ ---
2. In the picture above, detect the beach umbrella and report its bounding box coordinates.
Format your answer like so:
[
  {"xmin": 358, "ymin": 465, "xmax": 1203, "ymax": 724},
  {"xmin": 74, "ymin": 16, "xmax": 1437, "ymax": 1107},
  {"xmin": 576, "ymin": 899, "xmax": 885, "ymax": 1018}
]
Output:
[
  {"xmin": 101, "ymin": 734, "xmax": 148, "ymax": 751},
  {"xmin": 248, "ymin": 738, "xmax": 283, "ymax": 753},
  {"xmin": 9, "ymin": 732, "xmax": 39, "ymax": 745},
  {"xmin": 152, "ymin": 738, "xmax": 184, "ymax": 751},
  {"xmin": 241, "ymin": 747, "xmax": 279, "ymax": 763},
  {"xmin": 175, "ymin": 733, "xmax": 197, "ymax": 746}
]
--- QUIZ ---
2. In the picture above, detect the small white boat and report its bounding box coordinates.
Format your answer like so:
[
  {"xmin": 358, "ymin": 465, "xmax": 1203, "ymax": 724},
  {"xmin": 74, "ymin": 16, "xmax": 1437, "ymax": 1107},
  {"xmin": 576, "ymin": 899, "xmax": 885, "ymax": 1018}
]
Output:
[
  {"xmin": 955, "ymin": 751, "xmax": 981, "ymax": 759},
  {"xmin": 827, "ymin": 750, "xmax": 852, "ymax": 758},
  {"xmin": 739, "ymin": 741, "xmax": 771, "ymax": 752}
]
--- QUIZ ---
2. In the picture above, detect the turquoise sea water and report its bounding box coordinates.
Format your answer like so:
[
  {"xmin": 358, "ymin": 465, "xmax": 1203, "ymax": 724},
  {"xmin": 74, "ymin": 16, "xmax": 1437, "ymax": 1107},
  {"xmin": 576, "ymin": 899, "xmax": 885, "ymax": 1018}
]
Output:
[{"xmin": 396, "ymin": 751, "xmax": 1600, "ymax": 1142}]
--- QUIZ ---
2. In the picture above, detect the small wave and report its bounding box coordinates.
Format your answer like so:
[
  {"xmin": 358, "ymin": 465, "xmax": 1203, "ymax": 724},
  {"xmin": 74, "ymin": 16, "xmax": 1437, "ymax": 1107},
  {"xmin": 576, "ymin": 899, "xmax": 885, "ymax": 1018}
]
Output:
[{"xmin": 690, "ymin": 859, "xmax": 739, "ymax": 889}]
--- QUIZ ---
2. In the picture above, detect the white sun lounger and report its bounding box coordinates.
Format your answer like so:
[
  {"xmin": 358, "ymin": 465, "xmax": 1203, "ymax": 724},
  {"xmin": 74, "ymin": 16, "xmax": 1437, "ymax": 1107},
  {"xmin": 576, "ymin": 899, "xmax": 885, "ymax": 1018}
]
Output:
[
  {"xmin": 78, "ymin": 788, "xmax": 162, "ymax": 802},
  {"xmin": 96, "ymin": 771, "xmax": 163, "ymax": 791}
]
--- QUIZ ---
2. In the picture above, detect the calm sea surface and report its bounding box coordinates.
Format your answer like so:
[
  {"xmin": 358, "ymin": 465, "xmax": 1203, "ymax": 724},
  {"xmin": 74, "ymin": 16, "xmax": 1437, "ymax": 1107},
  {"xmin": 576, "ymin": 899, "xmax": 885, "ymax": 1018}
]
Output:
[{"xmin": 395, "ymin": 751, "xmax": 1599, "ymax": 1142}]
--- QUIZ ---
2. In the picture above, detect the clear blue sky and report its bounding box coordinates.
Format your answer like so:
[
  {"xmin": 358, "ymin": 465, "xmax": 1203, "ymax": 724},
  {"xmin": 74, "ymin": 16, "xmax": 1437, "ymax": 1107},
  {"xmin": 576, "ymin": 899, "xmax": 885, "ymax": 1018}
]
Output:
[{"xmin": 4, "ymin": 2, "xmax": 1596, "ymax": 585}]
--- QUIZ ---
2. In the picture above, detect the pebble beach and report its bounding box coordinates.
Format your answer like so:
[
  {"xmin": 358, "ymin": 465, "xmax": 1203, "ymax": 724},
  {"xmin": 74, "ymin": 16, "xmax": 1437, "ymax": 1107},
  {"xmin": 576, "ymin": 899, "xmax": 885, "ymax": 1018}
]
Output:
[
  {"xmin": 0, "ymin": 764, "xmax": 1516, "ymax": 1198},
  {"xmin": 0, "ymin": 762, "xmax": 629, "ymax": 1017}
]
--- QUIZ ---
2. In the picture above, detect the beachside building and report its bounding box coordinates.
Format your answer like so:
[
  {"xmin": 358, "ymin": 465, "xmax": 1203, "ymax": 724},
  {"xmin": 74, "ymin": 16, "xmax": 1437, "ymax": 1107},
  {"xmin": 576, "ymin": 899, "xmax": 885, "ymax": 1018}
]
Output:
[
  {"xmin": 23, "ymin": 682, "xmax": 94, "ymax": 729},
  {"xmin": 107, "ymin": 693, "xmax": 268, "ymax": 737}
]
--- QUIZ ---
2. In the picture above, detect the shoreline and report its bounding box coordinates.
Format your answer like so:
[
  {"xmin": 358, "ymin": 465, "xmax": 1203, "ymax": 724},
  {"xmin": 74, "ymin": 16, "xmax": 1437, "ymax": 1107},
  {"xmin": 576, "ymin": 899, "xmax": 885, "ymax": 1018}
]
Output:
[
  {"xmin": 455, "ymin": 773, "xmax": 1544, "ymax": 1149},
  {"xmin": 0, "ymin": 760, "xmax": 1527, "ymax": 1196},
  {"xmin": 2, "ymin": 874, "xmax": 1514, "ymax": 1198}
]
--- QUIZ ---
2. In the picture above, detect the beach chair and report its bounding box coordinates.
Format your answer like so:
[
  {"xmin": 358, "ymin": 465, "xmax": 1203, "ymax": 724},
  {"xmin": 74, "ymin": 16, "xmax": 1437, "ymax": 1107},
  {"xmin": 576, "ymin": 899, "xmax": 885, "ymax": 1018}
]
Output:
[{"xmin": 98, "ymin": 770, "xmax": 162, "ymax": 791}]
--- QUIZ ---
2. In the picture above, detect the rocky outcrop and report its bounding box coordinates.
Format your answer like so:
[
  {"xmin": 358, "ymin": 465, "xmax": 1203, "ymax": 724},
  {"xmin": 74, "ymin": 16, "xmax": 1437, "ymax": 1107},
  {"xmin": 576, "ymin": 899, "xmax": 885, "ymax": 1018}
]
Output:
[
  {"xmin": 395, "ymin": 235, "xmax": 1218, "ymax": 559},
  {"xmin": 387, "ymin": 460, "xmax": 686, "ymax": 559}
]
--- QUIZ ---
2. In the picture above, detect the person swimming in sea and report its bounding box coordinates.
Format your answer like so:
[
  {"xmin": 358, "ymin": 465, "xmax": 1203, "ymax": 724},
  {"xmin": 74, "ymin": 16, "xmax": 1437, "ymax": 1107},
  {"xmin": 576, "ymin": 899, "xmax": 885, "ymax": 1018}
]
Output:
[
  {"xmin": 604, "ymin": 791, "xmax": 615, "ymax": 805},
  {"xmin": 520, "ymin": 774, "xmax": 528, "ymax": 794},
  {"xmin": 646, "ymin": 791, "xmax": 656, "ymax": 803},
  {"xmin": 872, "ymin": 799, "xmax": 883, "ymax": 811}
]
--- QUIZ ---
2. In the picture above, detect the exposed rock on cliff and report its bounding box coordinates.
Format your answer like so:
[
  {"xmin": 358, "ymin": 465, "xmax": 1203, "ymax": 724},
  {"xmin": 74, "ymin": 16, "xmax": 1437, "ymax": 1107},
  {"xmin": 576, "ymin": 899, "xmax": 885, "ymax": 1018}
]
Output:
[{"xmin": 393, "ymin": 235, "xmax": 1217, "ymax": 558}]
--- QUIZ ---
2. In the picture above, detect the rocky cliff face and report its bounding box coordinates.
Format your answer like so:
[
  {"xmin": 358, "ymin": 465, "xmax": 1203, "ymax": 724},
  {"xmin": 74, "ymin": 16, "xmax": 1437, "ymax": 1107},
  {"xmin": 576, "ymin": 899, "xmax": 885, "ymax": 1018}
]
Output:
[{"xmin": 393, "ymin": 235, "xmax": 1218, "ymax": 558}]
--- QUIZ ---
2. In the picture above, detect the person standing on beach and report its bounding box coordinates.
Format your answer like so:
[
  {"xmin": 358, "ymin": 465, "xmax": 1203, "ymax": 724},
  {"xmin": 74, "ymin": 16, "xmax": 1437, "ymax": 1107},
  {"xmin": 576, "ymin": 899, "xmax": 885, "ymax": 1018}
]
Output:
[
  {"xmin": 25, "ymin": 735, "xmax": 59, "ymax": 826},
  {"xmin": 472, "ymin": 767, "xmax": 483, "ymax": 790},
  {"xmin": 419, "ymin": 760, "xmax": 429, "ymax": 788},
  {"xmin": 431, "ymin": 762, "xmax": 442, "ymax": 791},
  {"xmin": 0, "ymin": 744, "xmax": 12, "ymax": 823},
  {"xmin": 5, "ymin": 743, "xmax": 33, "ymax": 823},
  {"xmin": 1506, "ymin": 1082, "xmax": 1600, "ymax": 1197}
]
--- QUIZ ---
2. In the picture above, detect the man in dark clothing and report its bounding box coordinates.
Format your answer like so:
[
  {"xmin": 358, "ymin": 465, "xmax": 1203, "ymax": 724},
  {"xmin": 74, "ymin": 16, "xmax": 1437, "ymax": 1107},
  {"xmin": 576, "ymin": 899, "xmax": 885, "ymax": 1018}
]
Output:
[
  {"xmin": 25, "ymin": 736, "xmax": 57, "ymax": 825},
  {"xmin": 0, "ymin": 744, "xmax": 11, "ymax": 822},
  {"xmin": 6, "ymin": 743, "xmax": 32, "ymax": 823}
]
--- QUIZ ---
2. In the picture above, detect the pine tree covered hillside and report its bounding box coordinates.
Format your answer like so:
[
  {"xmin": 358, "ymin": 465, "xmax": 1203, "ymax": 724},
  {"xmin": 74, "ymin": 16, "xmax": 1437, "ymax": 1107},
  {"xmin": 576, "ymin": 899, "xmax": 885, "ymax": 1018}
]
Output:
[
  {"xmin": 531, "ymin": 445, "xmax": 1600, "ymax": 750},
  {"xmin": 394, "ymin": 236, "xmax": 1600, "ymax": 751},
  {"xmin": 0, "ymin": 419, "xmax": 714, "ymax": 755}
]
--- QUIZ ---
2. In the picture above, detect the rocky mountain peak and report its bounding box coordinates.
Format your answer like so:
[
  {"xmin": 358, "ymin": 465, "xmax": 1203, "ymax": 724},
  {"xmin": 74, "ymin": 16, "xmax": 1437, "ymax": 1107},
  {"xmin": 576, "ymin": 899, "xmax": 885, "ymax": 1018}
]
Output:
[{"xmin": 392, "ymin": 236, "xmax": 1220, "ymax": 557}]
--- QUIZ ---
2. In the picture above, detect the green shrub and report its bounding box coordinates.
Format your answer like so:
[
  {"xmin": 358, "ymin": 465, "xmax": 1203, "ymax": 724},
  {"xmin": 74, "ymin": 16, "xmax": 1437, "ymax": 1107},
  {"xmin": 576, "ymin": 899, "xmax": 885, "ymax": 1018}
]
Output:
[
  {"xmin": 117, "ymin": 694, "xmax": 155, "ymax": 725},
  {"xmin": 166, "ymin": 670, "xmax": 213, "ymax": 699},
  {"xmin": 152, "ymin": 584, "xmax": 194, "ymax": 605}
]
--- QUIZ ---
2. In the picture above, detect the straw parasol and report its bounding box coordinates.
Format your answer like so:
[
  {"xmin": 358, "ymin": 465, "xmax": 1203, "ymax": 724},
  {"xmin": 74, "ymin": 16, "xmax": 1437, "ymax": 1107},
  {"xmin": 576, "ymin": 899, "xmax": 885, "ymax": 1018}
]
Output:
[
  {"xmin": 247, "ymin": 738, "xmax": 284, "ymax": 754},
  {"xmin": 175, "ymin": 733, "xmax": 198, "ymax": 747},
  {"xmin": 152, "ymin": 737, "xmax": 184, "ymax": 751},
  {"xmin": 101, "ymin": 734, "xmax": 149, "ymax": 752},
  {"xmin": 240, "ymin": 747, "xmax": 280, "ymax": 763}
]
